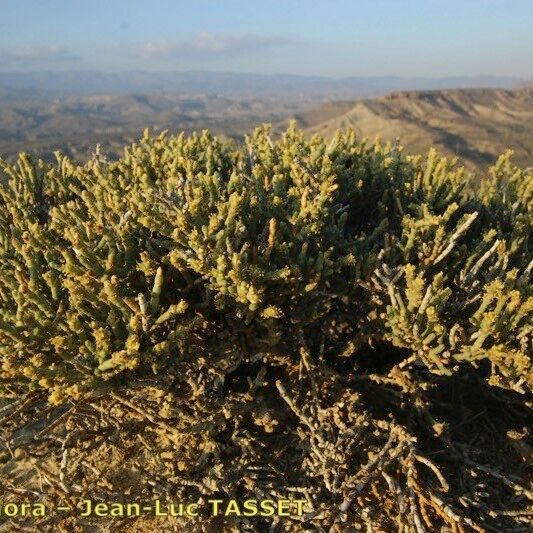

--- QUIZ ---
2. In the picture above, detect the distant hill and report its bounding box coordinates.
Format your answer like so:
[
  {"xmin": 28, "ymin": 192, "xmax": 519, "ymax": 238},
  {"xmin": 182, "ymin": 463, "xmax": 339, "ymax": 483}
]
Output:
[
  {"xmin": 0, "ymin": 70, "xmax": 523, "ymax": 99},
  {"xmin": 1, "ymin": 84, "xmax": 531, "ymax": 171},
  {"xmin": 0, "ymin": 91, "xmax": 314, "ymax": 161},
  {"xmin": 294, "ymin": 88, "xmax": 533, "ymax": 170}
]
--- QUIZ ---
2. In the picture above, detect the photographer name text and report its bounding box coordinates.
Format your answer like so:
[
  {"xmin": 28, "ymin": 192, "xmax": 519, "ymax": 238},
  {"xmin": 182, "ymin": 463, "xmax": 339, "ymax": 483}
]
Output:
[{"xmin": 0, "ymin": 498, "xmax": 308, "ymax": 518}]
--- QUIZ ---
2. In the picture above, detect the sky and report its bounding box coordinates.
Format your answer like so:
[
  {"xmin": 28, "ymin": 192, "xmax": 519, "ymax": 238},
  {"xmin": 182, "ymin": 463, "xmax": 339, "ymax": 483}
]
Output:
[{"xmin": 0, "ymin": 0, "xmax": 532, "ymax": 78}]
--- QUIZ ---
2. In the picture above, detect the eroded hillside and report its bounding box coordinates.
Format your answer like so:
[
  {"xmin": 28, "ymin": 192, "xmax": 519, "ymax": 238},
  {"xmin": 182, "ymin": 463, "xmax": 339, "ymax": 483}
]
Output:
[{"xmin": 302, "ymin": 88, "xmax": 533, "ymax": 170}]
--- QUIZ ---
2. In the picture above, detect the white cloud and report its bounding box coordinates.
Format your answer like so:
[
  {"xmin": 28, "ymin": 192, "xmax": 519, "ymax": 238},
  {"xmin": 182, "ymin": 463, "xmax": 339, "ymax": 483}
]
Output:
[
  {"xmin": 138, "ymin": 32, "xmax": 299, "ymax": 59},
  {"xmin": 0, "ymin": 45, "xmax": 79, "ymax": 66}
]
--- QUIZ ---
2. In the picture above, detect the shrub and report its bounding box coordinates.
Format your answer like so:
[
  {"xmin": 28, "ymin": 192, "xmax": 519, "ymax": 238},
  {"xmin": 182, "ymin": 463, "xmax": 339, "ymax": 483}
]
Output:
[
  {"xmin": 1, "ymin": 126, "xmax": 532, "ymax": 532},
  {"xmin": 0, "ymin": 125, "xmax": 531, "ymax": 405}
]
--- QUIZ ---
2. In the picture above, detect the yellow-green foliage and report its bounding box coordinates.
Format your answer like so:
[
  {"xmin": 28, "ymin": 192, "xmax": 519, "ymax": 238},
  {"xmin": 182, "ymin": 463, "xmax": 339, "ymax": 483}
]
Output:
[{"xmin": 0, "ymin": 126, "xmax": 531, "ymax": 403}]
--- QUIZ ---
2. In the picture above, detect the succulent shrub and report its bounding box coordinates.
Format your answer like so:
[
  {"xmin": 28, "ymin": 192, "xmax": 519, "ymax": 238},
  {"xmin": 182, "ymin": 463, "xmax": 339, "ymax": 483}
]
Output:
[{"xmin": 0, "ymin": 125, "xmax": 531, "ymax": 404}]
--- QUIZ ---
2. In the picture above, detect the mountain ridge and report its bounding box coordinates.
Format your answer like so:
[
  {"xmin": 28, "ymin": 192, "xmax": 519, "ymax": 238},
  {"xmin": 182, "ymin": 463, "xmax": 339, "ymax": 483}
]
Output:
[
  {"xmin": 295, "ymin": 87, "xmax": 533, "ymax": 169},
  {"xmin": 0, "ymin": 70, "xmax": 524, "ymax": 99}
]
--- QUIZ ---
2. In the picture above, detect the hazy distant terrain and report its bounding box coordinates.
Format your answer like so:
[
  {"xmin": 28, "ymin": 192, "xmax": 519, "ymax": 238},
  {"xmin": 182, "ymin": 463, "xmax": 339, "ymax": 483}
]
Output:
[
  {"xmin": 0, "ymin": 70, "xmax": 523, "ymax": 98},
  {"xmin": 297, "ymin": 88, "xmax": 533, "ymax": 170},
  {"xmin": 0, "ymin": 72, "xmax": 531, "ymax": 171},
  {"xmin": 0, "ymin": 91, "xmax": 315, "ymax": 161}
]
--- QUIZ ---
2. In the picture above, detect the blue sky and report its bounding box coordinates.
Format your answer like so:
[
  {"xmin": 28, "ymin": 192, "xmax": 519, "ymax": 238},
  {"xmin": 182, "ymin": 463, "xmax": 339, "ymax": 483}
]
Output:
[{"xmin": 0, "ymin": 0, "xmax": 532, "ymax": 77}]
